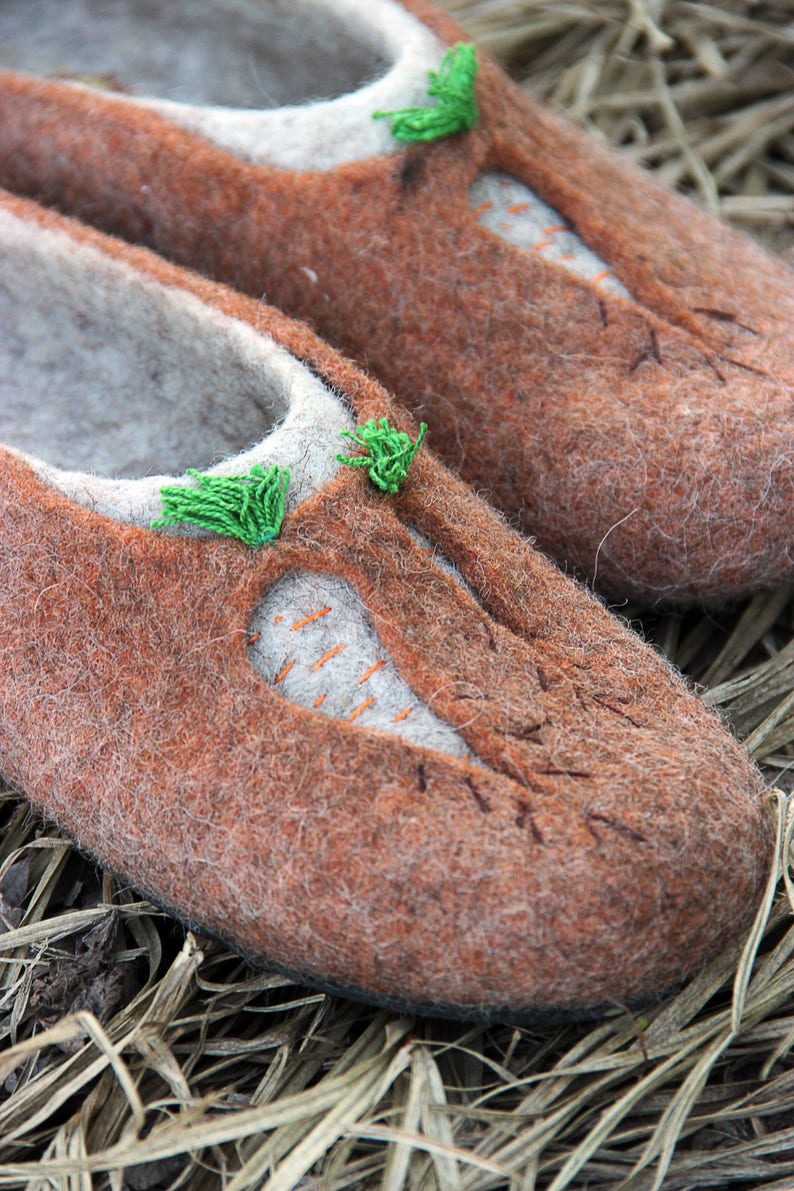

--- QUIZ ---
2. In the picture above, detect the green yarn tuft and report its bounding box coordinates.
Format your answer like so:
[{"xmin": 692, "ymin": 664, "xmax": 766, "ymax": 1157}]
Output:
[
  {"xmin": 373, "ymin": 42, "xmax": 478, "ymax": 143},
  {"xmin": 337, "ymin": 418, "xmax": 427, "ymax": 493},
  {"xmin": 153, "ymin": 464, "xmax": 289, "ymax": 547}
]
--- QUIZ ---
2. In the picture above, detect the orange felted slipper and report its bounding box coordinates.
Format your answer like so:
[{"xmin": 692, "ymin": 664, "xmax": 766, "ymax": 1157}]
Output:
[
  {"xmin": 0, "ymin": 189, "xmax": 774, "ymax": 1022},
  {"xmin": 1, "ymin": 1, "xmax": 793, "ymax": 606}
]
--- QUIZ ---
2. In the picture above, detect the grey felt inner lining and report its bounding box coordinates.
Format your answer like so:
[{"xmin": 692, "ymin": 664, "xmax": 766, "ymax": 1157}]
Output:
[
  {"xmin": 0, "ymin": 0, "xmax": 389, "ymax": 107},
  {"xmin": 0, "ymin": 219, "xmax": 289, "ymax": 477}
]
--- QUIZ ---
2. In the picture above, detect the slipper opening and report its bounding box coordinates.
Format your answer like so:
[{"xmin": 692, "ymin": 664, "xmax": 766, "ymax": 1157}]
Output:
[
  {"xmin": 0, "ymin": 208, "xmax": 296, "ymax": 477},
  {"xmin": 0, "ymin": 0, "xmax": 391, "ymax": 110}
]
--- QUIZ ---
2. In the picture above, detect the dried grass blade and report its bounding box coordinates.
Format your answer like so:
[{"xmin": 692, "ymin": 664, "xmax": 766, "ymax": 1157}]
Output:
[
  {"xmin": 744, "ymin": 689, "xmax": 794, "ymax": 757},
  {"xmin": 702, "ymin": 588, "xmax": 791, "ymax": 688},
  {"xmin": 416, "ymin": 1046, "xmax": 463, "ymax": 1190},
  {"xmin": 355, "ymin": 1123, "xmax": 516, "ymax": 1186},
  {"xmin": 0, "ymin": 906, "xmax": 115, "ymax": 957},
  {"xmin": 234, "ymin": 1042, "xmax": 413, "ymax": 1191},
  {"xmin": 544, "ymin": 1031, "xmax": 713, "ymax": 1190},
  {"xmin": 381, "ymin": 1047, "xmax": 430, "ymax": 1191}
]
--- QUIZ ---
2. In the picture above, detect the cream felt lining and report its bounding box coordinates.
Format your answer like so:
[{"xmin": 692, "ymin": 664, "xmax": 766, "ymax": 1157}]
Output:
[
  {"xmin": 0, "ymin": 0, "xmax": 445, "ymax": 170},
  {"xmin": 0, "ymin": 203, "xmax": 471, "ymax": 752},
  {"xmin": 470, "ymin": 172, "xmax": 631, "ymax": 298},
  {"xmin": 0, "ymin": 207, "xmax": 353, "ymax": 524}
]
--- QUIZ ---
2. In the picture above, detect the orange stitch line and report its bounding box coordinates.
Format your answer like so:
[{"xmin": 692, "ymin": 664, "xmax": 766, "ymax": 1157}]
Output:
[
  {"xmin": 313, "ymin": 693, "xmax": 327, "ymax": 709},
  {"xmin": 348, "ymin": 696, "xmax": 376, "ymax": 723},
  {"xmin": 274, "ymin": 659, "xmax": 295, "ymax": 685},
  {"xmin": 592, "ymin": 269, "xmax": 611, "ymax": 285},
  {"xmin": 247, "ymin": 632, "xmax": 261, "ymax": 646},
  {"xmin": 508, "ymin": 202, "xmax": 529, "ymax": 213},
  {"xmin": 470, "ymin": 200, "xmax": 493, "ymax": 218},
  {"xmin": 559, "ymin": 252, "xmax": 575, "ymax": 261},
  {"xmin": 359, "ymin": 660, "xmax": 386, "ymax": 685},
  {"xmin": 274, "ymin": 615, "xmax": 284, "ymax": 624},
  {"xmin": 394, "ymin": 706, "xmax": 414, "ymax": 723},
  {"xmin": 311, "ymin": 643, "xmax": 347, "ymax": 671},
  {"xmin": 532, "ymin": 240, "xmax": 551, "ymax": 252},
  {"xmin": 291, "ymin": 607, "xmax": 332, "ymax": 631},
  {"xmin": 543, "ymin": 224, "xmax": 568, "ymax": 235}
]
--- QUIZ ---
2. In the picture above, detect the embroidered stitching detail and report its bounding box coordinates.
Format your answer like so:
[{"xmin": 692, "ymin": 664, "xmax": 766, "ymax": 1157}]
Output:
[
  {"xmin": 337, "ymin": 418, "xmax": 427, "ymax": 493},
  {"xmin": 153, "ymin": 464, "xmax": 289, "ymax": 547},
  {"xmin": 373, "ymin": 42, "xmax": 478, "ymax": 143}
]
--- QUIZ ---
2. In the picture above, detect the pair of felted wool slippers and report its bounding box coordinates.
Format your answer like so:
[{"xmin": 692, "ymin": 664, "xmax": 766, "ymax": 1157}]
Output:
[{"xmin": 0, "ymin": 0, "xmax": 790, "ymax": 1022}]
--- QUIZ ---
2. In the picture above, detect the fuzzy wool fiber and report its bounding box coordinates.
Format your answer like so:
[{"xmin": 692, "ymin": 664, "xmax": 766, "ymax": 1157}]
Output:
[{"xmin": 0, "ymin": 192, "xmax": 773, "ymax": 1019}]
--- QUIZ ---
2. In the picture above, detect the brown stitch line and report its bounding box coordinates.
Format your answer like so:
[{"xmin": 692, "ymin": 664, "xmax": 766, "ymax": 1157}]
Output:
[
  {"xmin": 649, "ymin": 327, "xmax": 662, "ymax": 363},
  {"xmin": 311, "ymin": 643, "xmax": 346, "ymax": 671},
  {"xmin": 290, "ymin": 606, "xmax": 331, "ymax": 631},
  {"xmin": 692, "ymin": 307, "xmax": 759, "ymax": 335},
  {"xmin": 464, "ymin": 775, "xmax": 491, "ymax": 814},
  {"xmin": 597, "ymin": 297, "xmax": 609, "ymax": 328},
  {"xmin": 393, "ymin": 706, "xmax": 413, "ymax": 723},
  {"xmin": 514, "ymin": 799, "xmax": 544, "ymax": 843},
  {"xmin": 538, "ymin": 767, "xmax": 591, "ymax": 779},
  {"xmin": 417, "ymin": 762, "xmax": 427, "ymax": 792},
  {"xmin": 481, "ymin": 619, "xmax": 499, "ymax": 653},
  {"xmin": 720, "ymin": 355, "xmax": 769, "ymax": 378},
  {"xmin": 273, "ymin": 659, "xmax": 295, "ymax": 685},
  {"xmin": 359, "ymin": 660, "xmax": 386, "ymax": 685},
  {"xmin": 495, "ymin": 754, "xmax": 533, "ymax": 790},
  {"xmin": 587, "ymin": 812, "xmax": 649, "ymax": 844},
  {"xmin": 590, "ymin": 693, "xmax": 644, "ymax": 728},
  {"xmin": 699, "ymin": 352, "xmax": 726, "ymax": 385},
  {"xmin": 348, "ymin": 696, "xmax": 376, "ymax": 723},
  {"xmin": 504, "ymin": 721, "xmax": 545, "ymax": 742},
  {"xmin": 628, "ymin": 329, "xmax": 663, "ymax": 374}
]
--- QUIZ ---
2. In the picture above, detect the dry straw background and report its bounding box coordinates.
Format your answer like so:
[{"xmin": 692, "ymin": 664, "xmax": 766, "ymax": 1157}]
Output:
[{"xmin": 2, "ymin": 1, "xmax": 794, "ymax": 1188}]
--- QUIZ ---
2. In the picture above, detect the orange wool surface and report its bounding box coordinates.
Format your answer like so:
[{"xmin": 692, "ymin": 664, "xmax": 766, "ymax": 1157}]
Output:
[
  {"xmin": 0, "ymin": 1, "xmax": 792, "ymax": 603},
  {"xmin": 0, "ymin": 193, "xmax": 774, "ymax": 1021}
]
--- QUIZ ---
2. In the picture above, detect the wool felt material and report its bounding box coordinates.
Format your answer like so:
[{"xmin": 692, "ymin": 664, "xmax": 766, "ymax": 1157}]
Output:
[
  {"xmin": 0, "ymin": 191, "xmax": 774, "ymax": 1021},
  {"xmin": 0, "ymin": 198, "xmax": 465, "ymax": 748},
  {"xmin": 1, "ymin": 1, "xmax": 793, "ymax": 605}
]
